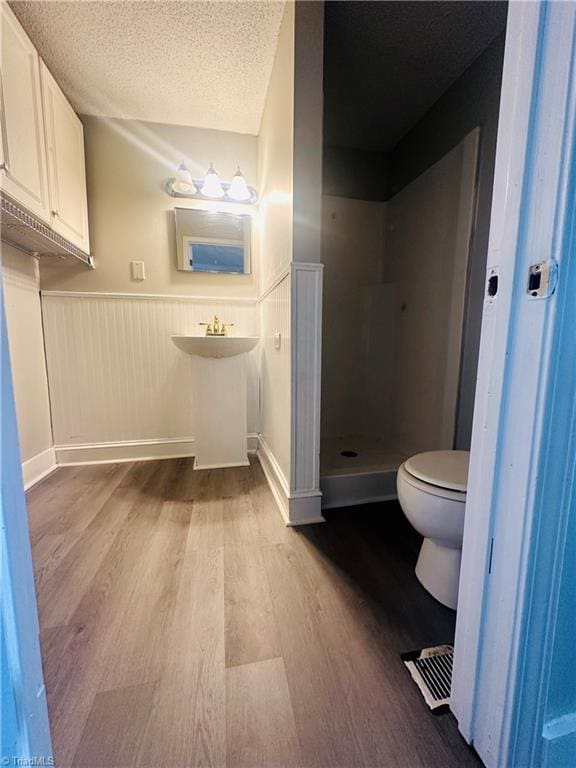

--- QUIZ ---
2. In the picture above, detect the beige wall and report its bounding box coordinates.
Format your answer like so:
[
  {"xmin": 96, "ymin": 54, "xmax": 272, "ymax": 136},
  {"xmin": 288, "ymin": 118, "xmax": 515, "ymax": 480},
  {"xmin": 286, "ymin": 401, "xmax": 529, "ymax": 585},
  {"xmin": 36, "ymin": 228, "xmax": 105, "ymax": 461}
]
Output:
[
  {"xmin": 1, "ymin": 243, "xmax": 53, "ymax": 464},
  {"xmin": 257, "ymin": 2, "xmax": 295, "ymax": 482},
  {"xmin": 41, "ymin": 117, "xmax": 259, "ymax": 297},
  {"xmin": 257, "ymin": 0, "xmax": 324, "ymax": 285},
  {"xmin": 292, "ymin": 1, "xmax": 324, "ymax": 266},
  {"xmin": 257, "ymin": 1, "xmax": 295, "ymax": 293}
]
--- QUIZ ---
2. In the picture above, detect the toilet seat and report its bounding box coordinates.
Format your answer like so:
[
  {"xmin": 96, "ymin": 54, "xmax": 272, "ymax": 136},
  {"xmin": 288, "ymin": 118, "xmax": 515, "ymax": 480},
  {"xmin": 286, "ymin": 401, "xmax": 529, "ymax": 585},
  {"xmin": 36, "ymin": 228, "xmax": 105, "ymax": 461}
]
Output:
[
  {"xmin": 404, "ymin": 450, "xmax": 470, "ymax": 493},
  {"xmin": 398, "ymin": 464, "xmax": 466, "ymax": 502}
]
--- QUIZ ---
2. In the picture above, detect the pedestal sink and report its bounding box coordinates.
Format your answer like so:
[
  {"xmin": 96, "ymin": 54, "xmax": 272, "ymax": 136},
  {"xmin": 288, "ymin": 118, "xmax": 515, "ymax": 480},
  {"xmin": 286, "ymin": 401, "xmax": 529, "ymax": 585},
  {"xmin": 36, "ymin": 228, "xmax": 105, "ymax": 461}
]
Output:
[
  {"xmin": 171, "ymin": 335, "xmax": 259, "ymax": 470},
  {"xmin": 171, "ymin": 335, "xmax": 259, "ymax": 358}
]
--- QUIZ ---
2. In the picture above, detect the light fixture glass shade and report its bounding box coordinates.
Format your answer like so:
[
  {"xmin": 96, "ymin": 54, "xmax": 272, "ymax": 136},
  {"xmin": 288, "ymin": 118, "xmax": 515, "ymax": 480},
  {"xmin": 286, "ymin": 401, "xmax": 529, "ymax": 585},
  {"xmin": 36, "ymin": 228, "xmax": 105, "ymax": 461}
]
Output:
[
  {"xmin": 176, "ymin": 161, "xmax": 193, "ymax": 185},
  {"xmin": 227, "ymin": 166, "xmax": 251, "ymax": 201},
  {"xmin": 200, "ymin": 163, "xmax": 225, "ymax": 198},
  {"xmin": 171, "ymin": 161, "xmax": 195, "ymax": 194}
]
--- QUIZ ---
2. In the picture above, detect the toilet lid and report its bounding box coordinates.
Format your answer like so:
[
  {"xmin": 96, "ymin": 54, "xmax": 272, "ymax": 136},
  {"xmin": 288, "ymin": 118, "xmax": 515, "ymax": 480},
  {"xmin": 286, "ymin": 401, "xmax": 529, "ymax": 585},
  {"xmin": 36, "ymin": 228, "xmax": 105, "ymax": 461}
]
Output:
[{"xmin": 404, "ymin": 451, "xmax": 470, "ymax": 493}]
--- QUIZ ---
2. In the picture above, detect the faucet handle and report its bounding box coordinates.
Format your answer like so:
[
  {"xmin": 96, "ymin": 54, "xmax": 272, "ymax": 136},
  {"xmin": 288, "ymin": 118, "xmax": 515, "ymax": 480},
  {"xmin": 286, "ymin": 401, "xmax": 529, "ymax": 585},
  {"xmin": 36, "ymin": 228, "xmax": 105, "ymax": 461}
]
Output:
[
  {"xmin": 221, "ymin": 323, "xmax": 234, "ymax": 337},
  {"xmin": 198, "ymin": 322, "xmax": 212, "ymax": 336}
]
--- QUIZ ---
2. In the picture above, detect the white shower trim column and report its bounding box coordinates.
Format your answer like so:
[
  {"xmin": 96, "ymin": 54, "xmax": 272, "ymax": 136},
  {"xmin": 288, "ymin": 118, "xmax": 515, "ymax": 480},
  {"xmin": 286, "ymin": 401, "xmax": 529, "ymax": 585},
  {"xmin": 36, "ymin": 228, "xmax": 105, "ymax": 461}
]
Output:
[
  {"xmin": 289, "ymin": 261, "xmax": 324, "ymax": 524},
  {"xmin": 256, "ymin": 262, "xmax": 324, "ymax": 526},
  {"xmin": 257, "ymin": 436, "xmax": 323, "ymax": 526}
]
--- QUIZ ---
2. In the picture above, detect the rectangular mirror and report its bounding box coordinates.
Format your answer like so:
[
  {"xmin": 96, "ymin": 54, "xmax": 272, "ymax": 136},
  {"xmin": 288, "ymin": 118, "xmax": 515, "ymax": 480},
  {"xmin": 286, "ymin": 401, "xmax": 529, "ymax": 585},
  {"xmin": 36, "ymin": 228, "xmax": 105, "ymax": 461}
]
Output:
[{"xmin": 174, "ymin": 207, "xmax": 251, "ymax": 274}]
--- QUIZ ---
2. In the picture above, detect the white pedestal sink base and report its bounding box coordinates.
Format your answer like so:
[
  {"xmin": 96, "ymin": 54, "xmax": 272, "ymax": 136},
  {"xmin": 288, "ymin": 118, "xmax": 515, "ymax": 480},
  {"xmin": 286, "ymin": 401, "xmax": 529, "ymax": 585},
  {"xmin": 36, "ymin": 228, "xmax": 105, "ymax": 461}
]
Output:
[{"xmin": 192, "ymin": 355, "xmax": 249, "ymax": 471}]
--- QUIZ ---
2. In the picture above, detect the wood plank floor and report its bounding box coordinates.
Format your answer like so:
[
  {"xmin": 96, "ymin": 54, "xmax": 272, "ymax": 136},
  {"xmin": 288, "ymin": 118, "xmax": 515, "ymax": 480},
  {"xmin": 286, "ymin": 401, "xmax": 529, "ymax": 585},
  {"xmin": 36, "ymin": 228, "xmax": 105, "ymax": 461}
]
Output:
[{"xmin": 26, "ymin": 458, "xmax": 481, "ymax": 768}]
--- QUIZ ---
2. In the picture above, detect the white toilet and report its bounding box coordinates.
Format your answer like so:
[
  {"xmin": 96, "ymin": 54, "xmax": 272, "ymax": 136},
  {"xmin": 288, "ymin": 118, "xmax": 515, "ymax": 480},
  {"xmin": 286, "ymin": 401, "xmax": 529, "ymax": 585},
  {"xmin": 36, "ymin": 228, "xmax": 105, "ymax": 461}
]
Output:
[{"xmin": 396, "ymin": 450, "xmax": 470, "ymax": 610}]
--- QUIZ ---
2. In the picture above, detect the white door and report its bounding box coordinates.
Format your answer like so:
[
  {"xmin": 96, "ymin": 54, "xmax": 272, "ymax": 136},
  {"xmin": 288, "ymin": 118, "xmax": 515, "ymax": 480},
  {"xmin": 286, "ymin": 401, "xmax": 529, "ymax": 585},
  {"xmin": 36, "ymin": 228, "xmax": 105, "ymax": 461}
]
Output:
[
  {"xmin": 0, "ymin": 2, "xmax": 50, "ymax": 222},
  {"xmin": 40, "ymin": 61, "xmax": 90, "ymax": 253},
  {"xmin": 452, "ymin": 3, "xmax": 576, "ymax": 767},
  {"xmin": 0, "ymin": 273, "xmax": 53, "ymax": 762}
]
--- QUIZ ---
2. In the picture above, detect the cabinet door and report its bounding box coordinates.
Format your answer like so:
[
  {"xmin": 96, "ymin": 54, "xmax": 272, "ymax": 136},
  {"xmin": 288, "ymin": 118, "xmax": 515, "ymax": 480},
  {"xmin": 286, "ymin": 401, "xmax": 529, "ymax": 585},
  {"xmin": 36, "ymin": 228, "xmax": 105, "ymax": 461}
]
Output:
[
  {"xmin": 40, "ymin": 61, "xmax": 90, "ymax": 253},
  {"xmin": 0, "ymin": 3, "xmax": 50, "ymax": 222}
]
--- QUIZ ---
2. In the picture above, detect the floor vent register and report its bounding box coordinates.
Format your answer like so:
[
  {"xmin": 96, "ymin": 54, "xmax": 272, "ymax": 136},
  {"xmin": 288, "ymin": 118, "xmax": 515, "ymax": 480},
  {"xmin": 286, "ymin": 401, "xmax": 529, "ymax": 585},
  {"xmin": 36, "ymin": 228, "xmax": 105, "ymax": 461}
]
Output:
[{"xmin": 401, "ymin": 644, "xmax": 453, "ymax": 711}]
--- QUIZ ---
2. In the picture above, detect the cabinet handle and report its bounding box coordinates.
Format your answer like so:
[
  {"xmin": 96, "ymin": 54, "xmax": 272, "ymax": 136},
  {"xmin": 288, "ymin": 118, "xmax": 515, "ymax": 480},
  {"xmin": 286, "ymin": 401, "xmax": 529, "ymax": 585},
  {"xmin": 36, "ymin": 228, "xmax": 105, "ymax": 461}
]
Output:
[{"xmin": 0, "ymin": 161, "xmax": 8, "ymax": 173}]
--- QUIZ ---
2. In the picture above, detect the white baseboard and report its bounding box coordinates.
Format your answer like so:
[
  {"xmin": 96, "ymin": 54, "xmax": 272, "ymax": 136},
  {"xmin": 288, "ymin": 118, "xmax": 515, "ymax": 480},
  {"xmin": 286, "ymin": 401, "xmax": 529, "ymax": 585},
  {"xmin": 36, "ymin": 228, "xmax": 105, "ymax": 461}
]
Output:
[
  {"xmin": 257, "ymin": 436, "xmax": 291, "ymax": 522},
  {"xmin": 194, "ymin": 461, "xmax": 251, "ymax": 471},
  {"xmin": 257, "ymin": 436, "xmax": 325, "ymax": 526},
  {"xmin": 22, "ymin": 447, "xmax": 57, "ymax": 490},
  {"xmin": 24, "ymin": 437, "xmax": 325, "ymax": 527},
  {"xmin": 288, "ymin": 491, "xmax": 325, "ymax": 525},
  {"xmin": 56, "ymin": 434, "xmax": 258, "ymax": 466}
]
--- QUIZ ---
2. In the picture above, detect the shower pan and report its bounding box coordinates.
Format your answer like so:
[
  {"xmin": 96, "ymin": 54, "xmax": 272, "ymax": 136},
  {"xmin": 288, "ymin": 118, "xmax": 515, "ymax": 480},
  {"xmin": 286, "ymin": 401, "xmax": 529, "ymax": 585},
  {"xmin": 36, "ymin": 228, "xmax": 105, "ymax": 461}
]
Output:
[{"xmin": 320, "ymin": 130, "xmax": 480, "ymax": 509}]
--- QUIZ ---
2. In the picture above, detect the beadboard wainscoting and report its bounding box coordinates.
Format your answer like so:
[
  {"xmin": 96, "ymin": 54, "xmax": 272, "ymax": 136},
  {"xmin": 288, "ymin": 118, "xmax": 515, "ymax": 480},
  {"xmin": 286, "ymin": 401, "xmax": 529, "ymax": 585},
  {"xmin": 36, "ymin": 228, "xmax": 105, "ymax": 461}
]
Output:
[
  {"xmin": 257, "ymin": 265, "xmax": 325, "ymax": 526},
  {"xmin": 2, "ymin": 245, "xmax": 56, "ymax": 487},
  {"xmin": 41, "ymin": 292, "xmax": 259, "ymax": 463},
  {"xmin": 258, "ymin": 272, "xmax": 291, "ymax": 506}
]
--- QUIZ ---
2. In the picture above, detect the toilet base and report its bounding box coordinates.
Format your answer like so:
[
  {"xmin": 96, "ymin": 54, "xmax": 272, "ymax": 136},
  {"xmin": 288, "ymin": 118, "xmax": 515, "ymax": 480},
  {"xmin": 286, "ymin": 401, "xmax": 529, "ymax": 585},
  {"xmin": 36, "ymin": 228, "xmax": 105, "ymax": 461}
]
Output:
[{"xmin": 415, "ymin": 538, "xmax": 462, "ymax": 610}]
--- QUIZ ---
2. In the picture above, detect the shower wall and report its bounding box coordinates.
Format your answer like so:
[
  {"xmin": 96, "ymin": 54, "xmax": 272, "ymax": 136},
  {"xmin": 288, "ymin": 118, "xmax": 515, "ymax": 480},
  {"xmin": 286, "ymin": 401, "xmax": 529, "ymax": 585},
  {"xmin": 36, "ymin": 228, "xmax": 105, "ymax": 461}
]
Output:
[
  {"xmin": 321, "ymin": 196, "xmax": 396, "ymax": 441},
  {"xmin": 387, "ymin": 129, "xmax": 479, "ymax": 454},
  {"xmin": 321, "ymin": 129, "xmax": 479, "ymax": 464}
]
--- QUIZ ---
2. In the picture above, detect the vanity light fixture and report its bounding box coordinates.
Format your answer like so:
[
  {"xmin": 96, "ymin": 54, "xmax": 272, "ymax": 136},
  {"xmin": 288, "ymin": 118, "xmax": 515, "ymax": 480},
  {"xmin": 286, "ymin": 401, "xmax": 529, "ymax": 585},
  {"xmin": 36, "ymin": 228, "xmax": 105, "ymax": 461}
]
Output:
[
  {"xmin": 166, "ymin": 162, "xmax": 258, "ymax": 204},
  {"xmin": 200, "ymin": 162, "xmax": 225, "ymax": 199}
]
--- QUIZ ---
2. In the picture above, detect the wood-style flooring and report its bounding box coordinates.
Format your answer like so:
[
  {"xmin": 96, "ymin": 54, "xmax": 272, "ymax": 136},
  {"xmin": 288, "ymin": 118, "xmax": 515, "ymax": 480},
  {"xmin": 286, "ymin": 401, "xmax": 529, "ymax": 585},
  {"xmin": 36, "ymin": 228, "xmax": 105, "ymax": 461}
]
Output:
[{"xmin": 26, "ymin": 458, "xmax": 481, "ymax": 768}]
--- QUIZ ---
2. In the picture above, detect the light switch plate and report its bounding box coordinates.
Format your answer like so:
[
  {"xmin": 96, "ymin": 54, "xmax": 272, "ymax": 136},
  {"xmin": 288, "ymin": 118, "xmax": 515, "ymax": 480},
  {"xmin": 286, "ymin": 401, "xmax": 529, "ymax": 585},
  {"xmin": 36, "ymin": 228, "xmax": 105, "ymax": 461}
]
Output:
[{"xmin": 131, "ymin": 260, "xmax": 145, "ymax": 280}]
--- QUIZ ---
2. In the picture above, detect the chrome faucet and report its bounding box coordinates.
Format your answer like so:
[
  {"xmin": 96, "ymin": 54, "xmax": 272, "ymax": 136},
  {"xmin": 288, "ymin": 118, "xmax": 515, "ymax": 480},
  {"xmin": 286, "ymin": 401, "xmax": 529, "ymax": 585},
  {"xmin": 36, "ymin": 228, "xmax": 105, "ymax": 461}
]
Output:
[{"xmin": 199, "ymin": 316, "xmax": 234, "ymax": 336}]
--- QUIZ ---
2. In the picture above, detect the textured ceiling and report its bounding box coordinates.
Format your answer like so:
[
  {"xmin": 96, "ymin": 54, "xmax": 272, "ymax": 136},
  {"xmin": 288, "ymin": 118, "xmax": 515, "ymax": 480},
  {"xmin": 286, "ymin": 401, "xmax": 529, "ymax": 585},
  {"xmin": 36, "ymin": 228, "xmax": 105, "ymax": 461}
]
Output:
[
  {"xmin": 324, "ymin": 1, "xmax": 507, "ymax": 152},
  {"xmin": 10, "ymin": 0, "xmax": 285, "ymax": 134}
]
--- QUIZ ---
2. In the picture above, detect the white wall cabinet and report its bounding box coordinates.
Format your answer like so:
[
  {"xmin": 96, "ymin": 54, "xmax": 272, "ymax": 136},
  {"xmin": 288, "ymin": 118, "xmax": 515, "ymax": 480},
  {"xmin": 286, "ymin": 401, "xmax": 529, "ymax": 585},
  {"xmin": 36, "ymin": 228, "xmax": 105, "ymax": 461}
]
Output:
[
  {"xmin": 0, "ymin": 2, "xmax": 90, "ymax": 257},
  {"xmin": 40, "ymin": 62, "xmax": 90, "ymax": 253},
  {"xmin": 0, "ymin": 2, "xmax": 50, "ymax": 223}
]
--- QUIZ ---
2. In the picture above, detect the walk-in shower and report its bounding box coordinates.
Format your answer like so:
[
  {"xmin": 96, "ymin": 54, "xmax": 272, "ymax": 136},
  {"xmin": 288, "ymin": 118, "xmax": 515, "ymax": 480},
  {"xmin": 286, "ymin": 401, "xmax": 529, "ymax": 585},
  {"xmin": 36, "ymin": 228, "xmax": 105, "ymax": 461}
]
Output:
[{"xmin": 321, "ymin": 131, "xmax": 480, "ymax": 508}]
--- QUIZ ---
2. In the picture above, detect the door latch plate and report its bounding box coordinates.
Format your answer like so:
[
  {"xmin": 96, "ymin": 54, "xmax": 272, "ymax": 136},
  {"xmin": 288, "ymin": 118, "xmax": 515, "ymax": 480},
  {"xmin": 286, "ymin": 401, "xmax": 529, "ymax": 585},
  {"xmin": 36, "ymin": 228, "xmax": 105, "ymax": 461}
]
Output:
[{"xmin": 527, "ymin": 260, "xmax": 558, "ymax": 299}]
